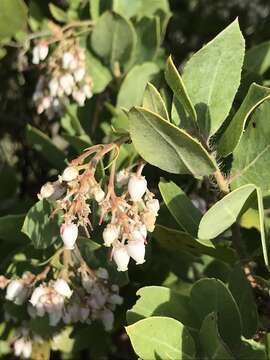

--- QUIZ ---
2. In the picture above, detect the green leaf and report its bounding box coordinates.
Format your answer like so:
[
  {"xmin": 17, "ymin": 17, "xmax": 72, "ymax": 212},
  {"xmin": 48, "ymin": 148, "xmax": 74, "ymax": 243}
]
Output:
[
  {"xmin": 238, "ymin": 338, "xmax": 267, "ymax": 360},
  {"xmin": 143, "ymin": 83, "xmax": 169, "ymax": 120},
  {"xmin": 230, "ymin": 100, "xmax": 270, "ymax": 196},
  {"xmin": 113, "ymin": 0, "xmax": 141, "ymax": 18},
  {"xmin": 0, "ymin": 214, "xmax": 28, "ymax": 242},
  {"xmin": 229, "ymin": 265, "xmax": 258, "ymax": 338},
  {"xmin": 127, "ymin": 286, "xmax": 198, "ymax": 328},
  {"xmin": 0, "ymin": 0, "xmax": 28, "ymax": 39},
  {"xmin": 63, "ymin": 134, "xmax": 92, "ymax": 154},
  {"xmin": 158, "ymin": 179, "xmax": 202, "ymax": 237},
  {"xmin": 218, "ymin": 83, "xmax": 270, "ymax": 157},
  {"xmin": 48, "ymin": 3, "xmax": 67, "ymax": 23},
  {"xmin": 91, "ymin": 11, "xmax": 136, "ymax": 73},
  {"xmin": 182, "ymin": 19, "xmax": 245, "ymax": 137},
  {"xmin": 26, "ymin": 125, "xmax": 66, "ymax": 170},
  {"xmin": 244, "ymin": 41, "xmax": 270, "ymax": 76},
  {"xmin": 128, "ymin": 107, "xmax": 217, "ymax": 176},
  {"xmin": 199, "ymin": 313, "xmax": 235, "ymax": 359},
  {"xmin": 134, "ymin": 16, "xmax": 160, "ymax": 64},
  {"xmin": 190, "ymin": 278, "xmax": 242, "ymax": 349},
  {"xmin": 198, "ymin": 184, "xmax": 256, "ymax": 240},
  {"xmin": 22, "ymin": 200, "xmax": 62, "ymax": 249},
  {"xmin": 165, "ymin": 56, "xmax": 197, "ymax": 124},
  {"xmin": 89, "ymin": 0, "xmax": 100, "ymax": 21},
  {"xmin": 117, "ymin": 63, "xmax": 159, "ymax": 110},
  {"xmin": 137, "ymin": 0, "xmax": 171, "ymax": 19},
  {"xmin": 86, "ymin": 50, "xmax": 112, "ymax": 94},
  {"xmin": 154, "ymin": 225, "xmax": 236, "ymax": 264},
  {"xmin": 126, "ymin": 317, "xmax": 196, "ymax": 360}
]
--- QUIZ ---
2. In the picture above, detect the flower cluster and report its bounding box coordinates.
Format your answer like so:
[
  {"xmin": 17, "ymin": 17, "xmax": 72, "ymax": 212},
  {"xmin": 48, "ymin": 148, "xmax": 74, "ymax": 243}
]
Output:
[
  {"xmin": 38, "ymin": 143, "xmax": 160, "ymax": 271},
  {"xmin": 13, "ymin": 328, "xmax": 33, "ymax": 359},
  {"xmin": 32, "ymin": 38, "xmax": 93, "ymax": 118},
  {"xmin": 1, "ymin": 266, "xmax": 122, "ymax": 333}
]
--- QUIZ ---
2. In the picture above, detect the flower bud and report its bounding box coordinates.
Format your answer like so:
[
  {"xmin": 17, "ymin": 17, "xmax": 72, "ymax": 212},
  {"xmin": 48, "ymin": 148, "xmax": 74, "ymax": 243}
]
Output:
[
  {"xmin": 128, "ymin": 175, "xmax": 147, "ymax": 202},
  {"xmin": 54, "ymin": 279, "xmax": 73, "ymax": 298},
  {"xmin": 83, "ymin": 84, "xmax": 92, "ymax": 99},
  {"xmin": 62, "ymin": 52, "xmax": 74, "ymax": 69},
  {"xmin": 80, "ymin": 307, "xmax": 90, "ymax": 321},
  {"xmin": 95, "ymin": 267, "xmax": 109, "ymax": 280},
  {"xmin": 5, "ymin": 280, "xmax": 24, "ymax": 302},
  {"xmin": 62, "ymin": 166, "xmax": 79, "ymax": 182},
  {"xmin": 130, "ymin": 226, "xmax": 146, "ymax": 243},
  {"xmin": 109, "ymin": 294, "xmax": 123, "ymax": 305},
  {"xmin": 72, "ymin": 90, "xmax": 86, "ymax": 106},
  {"xmin": 126, "ymin": 240, "xmax": 146, "ymax": 265},
  {"xmin": 60, "ymin": 223, "xmax": 78, "ymax": 249},
  {"xmin": 103, "ymin": 224, "xmax": 119, "ymax": 247},
  {"xmin": 74, "ymin": 67, "xmax": 85, "ymax": 82},
  {"xmin": 38, "ymin": 44, "xmax": 49, "ymax": 61},
  {"xmin": 116, "ymin": 169, "xmax": 130, "ymax": 186},
  {"xmin": 49, "ymin": 78, "xmax": 59, "ymax": 97},
  {"xmin": 142, "ymin": 210, "xmax": 157, "ymax": 232},
  {"xmin": 100, "ymin": 309, "xmax": 114, "ymax": 331},
  {"xmin": 30, "ymin": 286, "xmax": 47, "ymax": 306},
  {"xmin": 38, "ymin": 182, "xmax": 54, "ymax": 200},
  {"xmin": 112, "ymin": 245, "xmax": 130, "ymax": 272},
  {"xmin": 14, "ymin": 338, "xmax": 32, "ymax": 359},
  {"xmin": 146, "ymin": 199, "xmax": 160, "ymax": 215},
  {"xmin": 0, "ymin": 275, "xmax": 9, "ymax": 289},
  {"xmin": 93, "ymin": 186, "xmax": 105, "ymax": 203}
]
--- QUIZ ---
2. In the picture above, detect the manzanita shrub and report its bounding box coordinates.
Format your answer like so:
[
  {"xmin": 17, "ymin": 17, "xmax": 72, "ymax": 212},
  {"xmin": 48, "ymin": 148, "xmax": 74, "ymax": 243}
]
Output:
[{"xmin": 1, "ymin": 0, "xmax": 270, "ymax": 359}]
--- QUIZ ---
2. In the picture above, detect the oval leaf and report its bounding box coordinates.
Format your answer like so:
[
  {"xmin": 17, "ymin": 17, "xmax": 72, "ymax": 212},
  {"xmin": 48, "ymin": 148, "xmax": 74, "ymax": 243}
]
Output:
[
  {"xmin": 183, "ymin": 19, "xmax": 245, "ymax": 137},
  {"xmin": 126, "ymin": 316, "xmax": 196, "ymax": 360},
  {"xmin": 128, "ymin": 107, "xmax": 217, "ymax": 176},
  {"xmin": 143, "ymin": 82, "xmax": 169, "ymax": 121}
]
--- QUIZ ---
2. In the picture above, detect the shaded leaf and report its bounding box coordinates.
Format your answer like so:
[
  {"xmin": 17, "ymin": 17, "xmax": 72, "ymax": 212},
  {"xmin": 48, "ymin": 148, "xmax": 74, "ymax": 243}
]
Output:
[
  {"xmin": 22, "ymin": 200, "xmax": 62, "ymax": 249},
  {"xmin": 229, "ymin": 265, "xmax": 258, "ymax": 338},
  {"xmin": 218, "ymin": 83, "xmax": 270, "ymax": 157},
  {"xmin": 128, "ymin": 107, "xmax": 217, "ymax": 176},
  {"xmin": 0, "ymin": 214, "xmax": 28, "ymax": 242},
  {"xmin": 154, "ymin": 225, "xmax": 236, "ymax": 264},
  {"xmin": 0, "ymin": 0, "xmax": 28, "ymax": 39},
  {"xmin": 143, "ymin": 83, "xmax": 169, "ymax": 120},
  {"xmin": 190, "ymin": 278, "xmax": 241, "ymax": 349},
  {"xmin": 117, "ymin": 63, "xmax": 159, "ymax": 110},
  {"xmin": 165, "ymin": 56, "xmax": 197, "ymax": 124},
  {"xmin": 26, "ymin": 125, "xmax": 66, "ymax": 170},
  {"xmin": 199, "ymin": 313, "xmax": 234, "ymax": 359},
  {"xmin": 183, "ymin": 19, "xmax": 245, "ymax": 137},
  {"xmin": 244, "ymin": 41, "xmax": 270, "ymax": 76},
  {"xmin": 49, "ymin": 3, "xmax": 67, "ymax": 23},
  {"xmin": 159, "ymin": 179, "xmax": 202, "ymax": 237},
  {"xmin": 126, "ymin": 317, "xmax": 196, "ymax": 360},
  {"xmin": 86, "ymin": 50, "xmax": 113, "ymax": 94}
]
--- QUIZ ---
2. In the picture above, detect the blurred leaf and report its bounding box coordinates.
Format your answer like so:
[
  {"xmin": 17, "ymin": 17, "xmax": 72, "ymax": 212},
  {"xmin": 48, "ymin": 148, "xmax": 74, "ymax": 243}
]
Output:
[
  {"xmin": 49, "ymin": 3, "xmax": 67, "ymax": 23},
  {"xmin": 63, "ymin": 134, "xmax": 92, "ymax": 153},
  {"xmin": 165, "ymin": 56, "xmax": 197, "ymax": 125},
  {"xmin": 117, "ymin": 63, "xmax": 159, "ymax": 109},
  {"xmin": 244, "ymin": 41, "xmax": 270, "ymax": 76},
  {"xmin": 154, "ymin": 225, "xmax": 236, "ymax": 264},
  {"xmin": 113, "ymin": 0, "xmax": 141, "ymax": 18},
  {"xmin": 198, "ymin": 184, "xmax": 256, "ymax": 240},
  {"xmin": 238, "ymin": 338, "xmax": 267, "ymax": 359},
  {"xmin": 190, "ymin": 278, "xmax": 241, "ymax": 349},
  {"xmin": 26, "ymin": 125, "xmax": 66, "ymax": 170},
  {"xmin": 126, "ymin": 317, "xmax": 196, "ymax": 360},
  {"xmin": 77, "ymin": 236, "xmax": 101, "ymax": 251},
  {"xmin": 134, "ymin": 16, "xmax": 160, "ymax": 63},
  {"xmin": 22, "ymin": 200, "xmax": 62, "ymax": 249},
  {"xmin": 183, "ymin": 19, "xmax": 245, "ymax": 137},
  {"xmin": 0, "ymin": 214, "xmax": 28, "ymax": 242},
  {"xmin": 229, "ymin": 265, "xmax": 258, "ymax": 338},
  {"xmin": 51, "ymin": 327, "xmax": 74, "ymax": 353},
  {"xmin": 89, "ymin": 0, "xmax": 100, "ymax": 20},
  {"xmin": 199, "ymin": 313, "xmax": 234, "ymax": 359},
  {"xmin": 0, "ymin": 0, "xmax": 28, "ymax": 39},
  {"xmin": 218, "ymin": 83, "xmax": 270, "ymax": 157},
  {"xmin": 31, "ymin": 341, "xmax": 50, "ymax": 360},
  {"xmin": 127, "ymin": 286, "xmax": 198, "ymax": 328},
  {"xmin": 230, "ymin": 100, "xmax": 270, "ymax": 196},
  {"xmin": 143, "ymin": 82, "xmax": 169, "ymax": 120},
  {"xmin": 137, "ymin": 0, "xmax": 170, "ymax": 19},
  {"xmin": 86, "ymin": 50, "xmax": 113, "ymax": 93},
  {"xmin": 159, "ymin": 179, "xmax": 202, "ymax": 237},
  {"xmin": 91, "ymin": 11, "xmax": 136, "ymax": 72},
  {"xmin": 128, "ymin": 107, "xmax": 218, "ymax": 176}
]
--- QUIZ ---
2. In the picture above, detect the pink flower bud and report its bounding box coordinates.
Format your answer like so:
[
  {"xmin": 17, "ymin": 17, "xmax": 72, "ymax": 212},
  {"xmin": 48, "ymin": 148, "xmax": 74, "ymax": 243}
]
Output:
[
  {"xmin": 130, "ymin": 225, "xmax": 146, "ymax": 243},
  {"xmin": 109, "ymin": 294, "xmax": 123, "ymax": 305},
  {"xmin": 5, "ymin": 280, "xmax": 24, "ymax": 302},
  {"xmin": 39, "ymin": 44, "xmax": 49, "ymax": 61},
  {"xmin": 38, "ymin": 183, "xmax": 54, "ymax": 200},
  {"xmin": 93, "ymin": 187, "xmax": 105, "ymax": 203},
  {"xmin": 128, "ymin": 175, "xmax": 147, "ymax": 201},
  {"xmin": 146, "ymin": 199, "xmax": 160, "ymax": 215},
  {"xmin": 103, "ymin": 224, "xmax": 119, "ymax": 247},
  {"xmin": 100, "ymin": 309, "xmax": 114, "ymax": 331},
  {"xmin": 62, "ymin": 166, "xmax": 79, "ymax": 182},
  {"xmin": 60, "ymin": 223, "xmax": 78, "ymax": 249},
  {"xmin": 112, "ymin": 245, "xmax": 130, "ymax": 272},
  {"xmin": 62, "ymin": 52, "xmax": 74, "ymax": 69},
  {"xmin": 116, "ymin": 169, "xmax": 130, "ymax": 186},
  {"xmin": 126, "ymin": 240, "xmax": 146, "ymax": 265},
  {"xmin": 30, "ymin": 286, "xmax": 47, "ymax": 306},
  {"xmin": 83, "ymin": 84, "xmax": 92, "ymax": 99},
  {"xmin": 49, "ymin": 78, "xmax": 59, "ymax": 97},
  {"xmin": 74, "ymin": 67, "xmax": 85, "ymax": 82},
  {"xmin": 54, "ymin": 279, "xmax": 73, "ymax": 298}
]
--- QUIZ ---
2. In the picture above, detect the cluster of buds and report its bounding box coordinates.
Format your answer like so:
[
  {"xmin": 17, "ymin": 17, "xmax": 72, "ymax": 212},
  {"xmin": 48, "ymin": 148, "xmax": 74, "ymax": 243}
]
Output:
[
  {"xmin": 13, "ymin": 329, "xmax": 33, "ymax": 359},
  {"xmin": 38, "ymin": 143, "xmax": 160, "ymax": 271},
  {"xmin": 1, "ymin": 267, "xmax": 122, "ymax": 333},
  {"xmin": 32, "ymin": 38, "xmax": 93, "ymax": 118}
]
